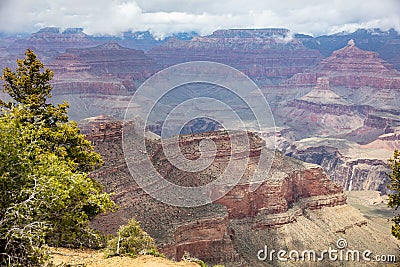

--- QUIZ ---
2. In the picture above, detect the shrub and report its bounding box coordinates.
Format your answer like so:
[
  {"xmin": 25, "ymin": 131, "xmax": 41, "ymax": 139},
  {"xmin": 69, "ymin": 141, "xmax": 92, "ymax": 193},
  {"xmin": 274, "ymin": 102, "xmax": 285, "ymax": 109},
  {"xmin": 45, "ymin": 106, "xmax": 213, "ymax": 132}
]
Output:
[
  {"xmin": 181, "ymin": 251, "xmax": 225, "ymax": 267},
  {"xmin": 106, "ymin": 218, "xmax": 157, "ymax": 258},
  {"xmin": 388, "ymin": 149, "xmax": 400, "ymax": 238},
  {"xmin": 139, "ymin": 248, "xmax": 165, "ymax": 258}
]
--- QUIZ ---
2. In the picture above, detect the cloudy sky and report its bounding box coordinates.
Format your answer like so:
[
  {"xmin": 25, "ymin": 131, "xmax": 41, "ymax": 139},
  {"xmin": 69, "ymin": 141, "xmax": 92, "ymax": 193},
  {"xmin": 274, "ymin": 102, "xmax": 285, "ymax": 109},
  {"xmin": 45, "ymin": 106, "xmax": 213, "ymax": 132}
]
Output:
[{"xmin": 0, "ymin": 0, "xmax": 399, "ymax": 38}]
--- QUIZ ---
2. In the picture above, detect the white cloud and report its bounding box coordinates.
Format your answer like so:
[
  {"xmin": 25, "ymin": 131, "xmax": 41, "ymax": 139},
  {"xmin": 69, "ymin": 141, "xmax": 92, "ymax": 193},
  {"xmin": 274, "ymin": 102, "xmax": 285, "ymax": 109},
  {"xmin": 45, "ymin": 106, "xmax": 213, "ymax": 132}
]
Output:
[{"xmin": 0, "ymin": 0, "xmax": 398, "ymax": 37}]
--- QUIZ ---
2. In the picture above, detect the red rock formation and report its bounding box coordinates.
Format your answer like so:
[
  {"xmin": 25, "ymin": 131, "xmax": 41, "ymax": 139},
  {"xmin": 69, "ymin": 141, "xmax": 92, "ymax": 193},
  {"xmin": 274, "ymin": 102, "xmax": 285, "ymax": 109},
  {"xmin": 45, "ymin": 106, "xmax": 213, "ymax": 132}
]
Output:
[
  {"xmin": 318, "ymin": 39, "xmax": 395, "ymax": 73},
  {"xmin": 79, "ymin": 115, "xmax": 123, "ymax": 141},
  {"xmin": 278, "ymin": 136, "xmax": 397, "ymax": 194},
  {"xmin": 48, "ymin": 53, "xmax": 91, "ymax": 73},
  {"xmin": 215, "ymin": 166, "xmax": 345, "ymax": 220},
  {"xmin": 286, "ymin": 39, "xmax": 400, "ymax": 89},
  {"xmin": 148, "ymin": 29, "xmax": 322, "ymax": 84},
  {"xmin": 277, "ymin": 77, "xmax": 367, "ymax": 138},
  {"xmin": 274, "ymin": 43, "xmax": 400, "ymax": 195},
  {"xmin": 8, "ymin": 27, "xmax": 99, "ymax": 54},
  {"xmin": 298, "ymin": 77, "xmax": 351, "ymax": 105},
  {"xmin": 64, "ymin": 41, "xmax": 159, "ymax": 79},
  {"xmin": 161, "ymin": 216, "xmax": 241, "ymax": 263},
  {"xmin": 52, "ymin": 80, "xmax": 130, "ymax": 95},
  {"xmin": 48, "ymin": 42, "xmax": 160, "ymax": 95},
  {"xmin": 86, "ymin": 118, "xmax": 347, "ymax": 264}
]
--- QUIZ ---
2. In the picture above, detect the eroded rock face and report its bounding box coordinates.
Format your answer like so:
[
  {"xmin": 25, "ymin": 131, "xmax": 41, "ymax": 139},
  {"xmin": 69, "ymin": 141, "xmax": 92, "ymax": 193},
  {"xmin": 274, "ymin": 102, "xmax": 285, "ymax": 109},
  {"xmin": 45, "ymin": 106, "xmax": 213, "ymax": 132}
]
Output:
[
  {"xmin": 270, "ymin": 43, "xmax": 400, "ymax": 195},
  {"xmin": 63, "ymin": 42, "xmax": 159, "ymax": 79},
  {"xmin": 52, "ymin": 80, "xmax": 130, "ymax": 95},
  {"xmin": 286, "ymin": 144, "xmax": 391, "ymax": 193},
  {"xmin": 161, "ymin": 216, "xmax": 242, "ymax": 264},
  {"xmin": 148, "ymin": 29, "xmax": 322, "ymax": 85},
  {"xmin": 215, "ymin": 167, "xmax": 345, "ymax": 220},
  {"xmin": 7, "ymin": 27, "xmax": 99, "ymax": 57},
  {"xmin": 48, "ymin": 41, "xmax": 159, "ymax": 88},
  {"xmin": 272, "ymin": 42, "xmax": 400, "ymax": 140},
  {"xmin": 300, "ymin": 28, "xmax": 400, "ymax": 71},
  {"xmin": 45, "ymin": 42, "xmax": 162, "ymax": 120},
  {"xmin": 267, "ymin": 124, "xmax": 400, "ymax": 194},
  {"xmin": 287, "ymin": 39, "xmax": 400, "ymax": 89},
  {"xmin": 276, "ymin": 78, "xmax": 367, "ymax": 138},
  {"xmin": 80, "ymin": 118, "xmax": 379, "ymax": 265}
]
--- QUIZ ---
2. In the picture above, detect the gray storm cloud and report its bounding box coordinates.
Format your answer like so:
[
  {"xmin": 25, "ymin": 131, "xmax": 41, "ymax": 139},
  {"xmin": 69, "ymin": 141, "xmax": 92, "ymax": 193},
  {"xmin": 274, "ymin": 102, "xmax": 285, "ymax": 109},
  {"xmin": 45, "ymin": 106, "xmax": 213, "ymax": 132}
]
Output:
[{"xmin": 0, "ymin": 0, "xmax": 399, "ymax": 37}]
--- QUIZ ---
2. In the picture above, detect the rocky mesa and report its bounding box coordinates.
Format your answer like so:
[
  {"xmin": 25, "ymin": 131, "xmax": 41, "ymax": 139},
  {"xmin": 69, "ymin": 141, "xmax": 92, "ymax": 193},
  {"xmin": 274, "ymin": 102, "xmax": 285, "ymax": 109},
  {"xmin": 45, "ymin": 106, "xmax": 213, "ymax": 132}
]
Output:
[
  {"xmin": 287, "ymin": 39, "xmax": 400, "ymax": 89},
  {"xmin": 148, "ymin": 29, "xmax": 322, "ymax": 85},
  {"xmin": 83, "ymin": 117, "xmax": 398, "ymax": 266},
  {"xmin": 270, "ymin": 40, "xmax": 400, "ymax": 195}
]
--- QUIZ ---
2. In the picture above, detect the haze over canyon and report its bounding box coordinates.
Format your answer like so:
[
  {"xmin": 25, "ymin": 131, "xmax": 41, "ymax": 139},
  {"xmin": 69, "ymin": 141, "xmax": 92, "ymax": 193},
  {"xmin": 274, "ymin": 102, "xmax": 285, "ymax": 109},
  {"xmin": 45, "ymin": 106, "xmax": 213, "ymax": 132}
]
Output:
[{"xmin": 1, "ymin": 26, "xmax": 400, "ymax": 266}]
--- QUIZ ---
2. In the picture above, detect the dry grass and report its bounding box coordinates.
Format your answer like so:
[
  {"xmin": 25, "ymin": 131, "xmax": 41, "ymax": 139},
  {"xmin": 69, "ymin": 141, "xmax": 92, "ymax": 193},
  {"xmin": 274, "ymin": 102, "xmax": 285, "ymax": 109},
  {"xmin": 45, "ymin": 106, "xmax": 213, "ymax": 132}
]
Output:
[{"xmin": 49, "ymin": 247, "xmax": 200, "ymax": 267}]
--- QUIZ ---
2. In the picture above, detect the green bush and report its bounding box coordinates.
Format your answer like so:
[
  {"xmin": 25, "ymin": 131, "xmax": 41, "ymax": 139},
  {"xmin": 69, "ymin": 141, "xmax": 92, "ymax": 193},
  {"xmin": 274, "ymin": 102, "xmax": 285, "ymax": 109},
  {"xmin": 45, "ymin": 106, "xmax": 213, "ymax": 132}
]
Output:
[
  {"xmin": 139, "ymin": 248, "xmax": 165, "ymax": 258},
  {"xmin": 106, "ymin": 218, "xmax": 157, "ymax": 258},
  {"xmin": 181, "ymin": 251, "xmax": 225, "ymax": 267},
  {"xmin": 197, "ymin": 261, "xmax": 225, "ymax": 267},
  {"xmin": 388, "ymin": 149, "xmax": 400, "ymax": 238}
]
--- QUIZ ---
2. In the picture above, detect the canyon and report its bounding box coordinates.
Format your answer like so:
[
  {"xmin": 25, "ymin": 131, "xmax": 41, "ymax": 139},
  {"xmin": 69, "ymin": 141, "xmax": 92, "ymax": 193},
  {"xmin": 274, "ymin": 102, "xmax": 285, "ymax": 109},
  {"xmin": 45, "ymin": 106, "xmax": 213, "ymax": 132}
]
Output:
[
  {"xmin": 45, "ymin": 41, "xmax": 161, "ymax": 120},
  {"xmin": 269, "ymin": 39, "xmax": 400, "ymax": 194},
  {"xmin": 1, "ymin": 27, "xmax": 400, "ymax": 266},
  {"xmin": 148, "ymin": 29, "xmax": 323, "ymax": 85},
  {"xmin": 82, "ymin": 116, "xmax": 398, "ymax": 266}
]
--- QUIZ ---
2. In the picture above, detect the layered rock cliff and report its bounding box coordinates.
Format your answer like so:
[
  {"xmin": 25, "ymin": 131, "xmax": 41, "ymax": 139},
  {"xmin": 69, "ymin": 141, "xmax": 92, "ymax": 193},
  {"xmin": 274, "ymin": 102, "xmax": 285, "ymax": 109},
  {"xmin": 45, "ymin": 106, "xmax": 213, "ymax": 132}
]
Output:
[
  {"xmin": 45, "ymin": 42, "xmax": 162, "ymax": 120},
  {"xmin": 270, "ymin": 42, "xmax": 400, "ymax": 195},
  {"xmin": 148, "ymin": 29, "xmax": 322, "ymax": 85},
  {"xmin": 301, "ymin": 28, "xmax": 400, "ymax": 71},
  {"xmin": 285, "ymin": 142, "xmax": 392, "ymax": 193},
  {"xmin": 264, "ymin": 117, "xmax": 399, "ymax": 194},
  {"xmin": 6, "ymin": 27, "xmax": 100, "ymax": 61},
  {"xmin": 276, "ymin": 77, "xmax": 366, "ymax": 138},
  {"xmin": 83, "ymin": 117, "xmax": 398, "ymax": 266},
  {"xmin": 63, "ymin": 41, "xmax": 159, "ymax": 79},
  {"xmin": 48, "ymin": 41, "xmax": 159, "ymax": 90},
  {"xmin": 286, "ymin": 39, "xmax": 400, "ymax": 89}
]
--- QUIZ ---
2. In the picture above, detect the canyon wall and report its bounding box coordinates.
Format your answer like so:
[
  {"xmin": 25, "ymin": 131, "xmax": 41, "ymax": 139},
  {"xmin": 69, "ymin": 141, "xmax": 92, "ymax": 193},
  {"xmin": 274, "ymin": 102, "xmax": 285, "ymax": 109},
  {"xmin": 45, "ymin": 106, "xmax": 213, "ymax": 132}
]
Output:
[
  {"xmin": 148, "ymin": 29, "xmax": 322, "ymax": 85},
  {"xmin": 82, "ymin": 118, "xmax": 397, "ymax": 266},
  {"xmin": 286, "ymin": 39, "xmax": 400, "ymax": 89},
  {"xmin": 271, "ymin": 42, "xmax": 400, "ymax": 196}
]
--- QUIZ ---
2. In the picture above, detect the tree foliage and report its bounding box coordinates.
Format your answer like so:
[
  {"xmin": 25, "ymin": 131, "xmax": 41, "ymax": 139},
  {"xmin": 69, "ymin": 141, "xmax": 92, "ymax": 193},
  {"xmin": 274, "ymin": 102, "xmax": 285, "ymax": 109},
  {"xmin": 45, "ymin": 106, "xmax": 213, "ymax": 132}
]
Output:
[
  {"xmin": 388, "ymin": 149, "xmax": 400, "ymax": 239},
  {"xmin": 0, "ymin": 49, "xmax": 102, "ymax": 173},
  {"xmin": 0, "ymin": 49, "xmax": 116, "ymax": 266}
]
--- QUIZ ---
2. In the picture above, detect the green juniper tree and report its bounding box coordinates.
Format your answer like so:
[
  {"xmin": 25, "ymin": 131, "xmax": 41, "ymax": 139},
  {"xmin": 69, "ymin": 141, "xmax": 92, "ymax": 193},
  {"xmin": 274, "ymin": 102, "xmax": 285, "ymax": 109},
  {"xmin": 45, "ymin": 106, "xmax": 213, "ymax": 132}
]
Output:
[
  {"xmin": 0, "ymin": 49, "xmax": 117, "ymax": 266},
  {"xmin": 0, "ymin": 49, "xmax": 103, "ymax": 173},
  {"xmin": 388, "ymin": 149, "xmax": 400, "ymax": 239}
]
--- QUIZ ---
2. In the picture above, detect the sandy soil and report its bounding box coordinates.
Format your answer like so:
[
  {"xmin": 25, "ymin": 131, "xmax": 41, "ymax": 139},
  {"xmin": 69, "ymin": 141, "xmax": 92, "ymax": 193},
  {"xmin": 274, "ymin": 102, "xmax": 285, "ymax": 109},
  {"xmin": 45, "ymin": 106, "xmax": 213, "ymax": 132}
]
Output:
[{"xmin": 49, "ymin": 247, "xmax": 200, "ymax": 267}]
